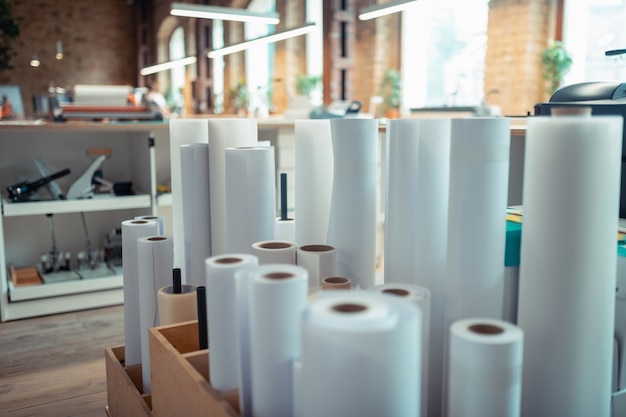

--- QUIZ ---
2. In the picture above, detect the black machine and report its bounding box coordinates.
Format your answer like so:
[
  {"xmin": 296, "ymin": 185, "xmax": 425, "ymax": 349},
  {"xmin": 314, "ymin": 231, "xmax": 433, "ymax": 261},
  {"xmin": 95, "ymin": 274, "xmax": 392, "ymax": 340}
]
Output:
[{"xmin": 538, "ymin": 81, "xmax": 626, "ymax": 218}]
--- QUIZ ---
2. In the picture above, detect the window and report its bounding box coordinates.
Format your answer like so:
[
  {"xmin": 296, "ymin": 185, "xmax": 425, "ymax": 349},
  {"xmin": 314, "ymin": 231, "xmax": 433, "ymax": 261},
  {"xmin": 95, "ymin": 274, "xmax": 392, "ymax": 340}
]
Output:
[{"xmin": 169, "ymin": 26, "xmax": 186, "ymax": 112}]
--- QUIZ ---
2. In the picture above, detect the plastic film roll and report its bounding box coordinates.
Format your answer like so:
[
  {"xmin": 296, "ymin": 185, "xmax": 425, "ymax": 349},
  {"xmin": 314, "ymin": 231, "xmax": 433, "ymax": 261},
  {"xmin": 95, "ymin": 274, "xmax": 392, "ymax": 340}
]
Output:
[
  {"xmin": 296, "ymin": 244, "xmax": 336, "ymax": 290},
  {"xmin": 251, "ymin": 240, "xmax": 296, "ymax": 265},
  {"xmin": 169, "ymin": 119, "xmax": 209, "ymax": 279},
  {"xmin": 321, "ymin": 276, "xmax": 351, "ymax": 290},
  {"xmin": 294, "ymin": 119, "xmax": 334, "ymax": 246},
  {"xmin": 327, "ymin": 118, "xmax": 378, "ymax": 289},
  {"xmin": 137, "ymin": 236, "xmax": 174, "ymax": 393},
  {"xmin": 295, "ymin": 291, "xmax": 421, "ymax": 417},
  {"xmin": 448, "ymin": 318, "xmax": 524, "ymax": 417},
  {"xmin": 225, "ymin": 146, "xmax": 276, "ymax": 254},
  {"xmin": 369, "ymin": 283, "xmax": 431, "ymax": 417},
  {"xmin": 157, "ymin": 284, "xmax": 197, "ymax": 325},
  {"xmin": 180, "ymin": 143, "xmax": 212, "ymax": 287},
  {"xmin": 208, "ymin": 118, "xmax": 258, "ymax": 255},
  {"xmin": 205, "ymin": 253, "xmax": 259, "ymax": 391},
  {"xmin": 121, "ymin": 219, "xmax": 159, "ymax": 367},
  {"xmin": 517, "ymin": 114, "xmax": 623, "ymax": 417},
  {"xmin": 247, "ymin": 264, "xmax": 309, "ymax": 417}
]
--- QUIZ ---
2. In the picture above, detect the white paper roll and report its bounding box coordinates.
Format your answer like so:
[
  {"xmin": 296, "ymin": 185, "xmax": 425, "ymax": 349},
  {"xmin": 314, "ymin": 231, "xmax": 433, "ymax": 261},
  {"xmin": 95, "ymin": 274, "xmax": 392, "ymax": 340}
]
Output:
[
  {"xmin": 121, "ymin": 219, "xmax": 159, "ymax": 367},
  {"xmin": 157, "ymin": 284, "xmax": 197, "ymax": 326},
  {"xmin": 224, "ymin": 146, "xmax": 275, "ymax": 254},
  {"xmin": 208, "ymin": 118, "xmax": 258, "ymax": 255},
  {"xmin": 73, "ymin": 84, "xmax": 132, "ymax": 106},
  {"xmin": 169, "ymin": 119, "xmax": 209, "ymax": 279},
  {"xmin": 137, "ymin": 236, "xmax": 174, "ymax": 393},
  {"xmin": 274, "ymin": 217, "xmax": 296, "ymax": 242},
  {"xmin": 412, "ymin": 118, "xmax": 451, "ymax": 417},
  {"xmin": 295, "ymin": 291, "xmax": 421, "ymax": 417},
  {"xmin": 294, "ymin": 119, "xmax": 334, "ymax": 246},
  {"xmin": 517, "ymin": 114, "xmax": 623, "ymax": 417},
  {"xmin": 448, "ymin": 318, "xmax": 524, "ymax": 417},
  {"xmin": 134, "ymin": 215, "xmax": 165, "ymax": 235},
  {"xmin": 384, "ymin": 118, "xmax": 420, "ymax": 284},
  {"xmin": 327, "ymin": 119, "xmax": 378, "ymax": 289},
  {"xmin": 296, "ymin": 244, "xmax": 336, "ymax": 290},
  {"xmin": 180, "ymin": 143, "xmax": 212, "ymax": 287},
  {"xmin": 205, "ymin": 253, "xmax": 259, "ymax": 391},
  {"xmin": 251, "ymin": 240, "xmax": 296, "ymax": 265},
  {"xmin": 247, "ymin": 264, "xmax": 309, "ymax": 417},
  {"xmin": 369, "ymin": 283, "xmax": 431, "ymax": 417}
]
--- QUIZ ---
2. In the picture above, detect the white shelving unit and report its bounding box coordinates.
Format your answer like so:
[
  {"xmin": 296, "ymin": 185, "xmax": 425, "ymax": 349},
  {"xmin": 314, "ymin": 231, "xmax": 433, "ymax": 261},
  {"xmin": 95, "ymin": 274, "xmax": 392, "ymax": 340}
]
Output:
[{"xmin": 0, "ymin": 121, "xmax": 170, "ymax": 321}]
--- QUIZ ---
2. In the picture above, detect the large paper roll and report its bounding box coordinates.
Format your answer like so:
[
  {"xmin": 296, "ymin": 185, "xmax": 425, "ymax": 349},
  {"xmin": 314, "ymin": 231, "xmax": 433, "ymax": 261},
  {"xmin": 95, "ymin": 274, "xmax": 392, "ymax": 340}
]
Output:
[
  {"xmin": 205, "ymin": 253, "xmax": 259, "ymax": 391},
  {"xmin": 169, "ymin": 119, "xmax": 209, "ymax": 279},
  {"xmin": 384, "ymin": 118, "xmax": 420, "ymax": 284},
  {"xmin": 274, "ymin": 217, "xmax": 296, "ymax": 242},
  {"xmin": 251, "ymin": 240, "xmax": 296, "ymax": 265},
  {"xmin": 208, "ymin": 118, "xmax": 258, "ymax": 254},
  {"xmin": 294, "ymin": 119, "xmax": 334, "ymax": 246},
  {"xmin": 157, "ymin": 284, "xmax": 197, "ymax": 326},
  {"xmin": 180, "ymin": 143, "xmax": 212, "ymax": 287},
  {"xmin": 296, "ymin": 244, "xmax": 336, "ymax": 290},
  {"xmin": 121, "ymin": 219, "xmax": 159, "ymax": 367},
  {"xmin": 327, "ymin": 119, "xmax": 378, "ymax": 289},
  {"xmin": 412, "ymin": 118, "xmax": 451, "ymax": 417},
  {"xmin": 448, "ymin": 318, "xmax": 524, "ymax": 417},
  {"xmin": 445, "ymin": 118, "xmax": 510, "ymax": 322},
  {"xmin": 517, "ymin": 114, "xmax": 622, "ymax": 417},
  {"xmin": 294, "ymin": 291, "xmax": 421, "ymax": 417},
  {"xmin": 369, "ymin": 283, "xmax": 431, "ymax": 417},
  {"xmin": 247, "ymin": 264, "xmax": 309, "ymax": 417},
  {"xmin": 137, "ymin": 236, "xmax": 174, "ymax": 393},
  {"xmin": 225, "ymin": 146, "xmax": 276, "ymax": 253}
]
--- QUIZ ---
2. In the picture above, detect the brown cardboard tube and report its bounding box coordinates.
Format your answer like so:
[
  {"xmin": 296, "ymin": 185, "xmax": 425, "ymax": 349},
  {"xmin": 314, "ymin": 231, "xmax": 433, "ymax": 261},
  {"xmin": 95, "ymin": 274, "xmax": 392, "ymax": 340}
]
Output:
[{"xmin": 157, "ymin": 284, "xmax": 198, "ymax": 326}]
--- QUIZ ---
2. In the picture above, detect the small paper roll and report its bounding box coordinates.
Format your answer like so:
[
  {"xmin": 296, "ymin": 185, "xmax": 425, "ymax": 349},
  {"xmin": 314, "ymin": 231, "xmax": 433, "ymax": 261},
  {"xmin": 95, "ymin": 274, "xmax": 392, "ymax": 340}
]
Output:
[
  {"xmin": 157, "ymin": 284, "xmax": 197, "ymax": 326},
  {"xmin": 448, "ymin": 318, "xmax": 524, "ymax": 417},
  {"xmin": 296, "ymin": 244, "xmax": 336, "ymax": 290},
  {"xmin": 275, "ymin": 218, "xmax": 296, "ymax": 242},
  {"xmin": 251, "ymin": 240, "xmax": 297, "ymax": 265},
  {"xmin": 134, "ymin": 215, "xmax": 165, "ymax": 235},
  {"xmin": 321, "ymin": 276, "xmax": 351, "ymax": 290}
]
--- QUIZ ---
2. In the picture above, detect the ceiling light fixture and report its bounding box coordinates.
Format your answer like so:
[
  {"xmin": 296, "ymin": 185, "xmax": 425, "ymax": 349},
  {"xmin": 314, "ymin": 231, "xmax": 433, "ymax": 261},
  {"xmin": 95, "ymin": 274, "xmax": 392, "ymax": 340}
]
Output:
[
  {"xmin": 208, "ymin": 23, "xmax": 316, "ymax": 59},
  {"xmin": 170, "ymin": 2, "xmax": 279, "ymax": 25},
  {"xmin": 56, "ymin": 40, "xmax": 63, "ymax": 60},
  {"xmin": 140, "ymin": 56, "xmax": 197, "ymax": 76},
  {"xmin": 30, "ymin": 54, "xmax": 40, "ymax": 67},
  {"xmin": 358, "ymin": 0, "xmax": 418, "ymax": 21}
]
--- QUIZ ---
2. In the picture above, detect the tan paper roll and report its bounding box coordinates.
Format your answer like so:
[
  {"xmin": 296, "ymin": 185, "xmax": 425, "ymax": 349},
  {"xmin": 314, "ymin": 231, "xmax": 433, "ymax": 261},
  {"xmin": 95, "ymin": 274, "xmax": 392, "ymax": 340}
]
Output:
[
  {"xmin": 157, "ymin": 284, "xmax": 198, "ymax": 326},
  {"xmin": 321, "ymin": 276, "xmax": 351, "ymax": 290}
]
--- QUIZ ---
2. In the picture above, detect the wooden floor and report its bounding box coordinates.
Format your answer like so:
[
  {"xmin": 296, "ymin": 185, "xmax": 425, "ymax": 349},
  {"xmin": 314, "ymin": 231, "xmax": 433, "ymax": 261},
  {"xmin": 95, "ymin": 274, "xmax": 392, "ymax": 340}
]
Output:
[{"xmin": 0, "ymin": 305, "xmax": 124, "ymax": 417}]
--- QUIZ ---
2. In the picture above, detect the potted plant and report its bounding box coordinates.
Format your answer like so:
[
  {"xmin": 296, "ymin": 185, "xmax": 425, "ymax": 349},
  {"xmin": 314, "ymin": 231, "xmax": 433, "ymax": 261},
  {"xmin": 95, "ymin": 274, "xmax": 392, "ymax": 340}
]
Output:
[
  {"xmin": 381, "ymin": 69, "xmax": 401, "ymax": 119},
  {"xmin": 0, "ymin": 0, "xmax": 20, "ymax": 70},
  {"xmin": 229, "ymin": 81, "xmax": 249, "ymax": 116},
  {"xmin": 541, "ymin": 40, "xmax": 573, "ymax": 97}
]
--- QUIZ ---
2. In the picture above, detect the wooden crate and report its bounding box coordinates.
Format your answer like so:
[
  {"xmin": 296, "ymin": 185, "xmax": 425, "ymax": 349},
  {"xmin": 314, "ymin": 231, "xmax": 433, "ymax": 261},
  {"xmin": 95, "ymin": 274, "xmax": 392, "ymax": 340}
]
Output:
[
  {"xmin": 105, "ymin": 345, "xmax": 152, "ymax": 417},
  {"xmin": 149, "ymin": 320, "xmax": 240, "ymax": 417}
]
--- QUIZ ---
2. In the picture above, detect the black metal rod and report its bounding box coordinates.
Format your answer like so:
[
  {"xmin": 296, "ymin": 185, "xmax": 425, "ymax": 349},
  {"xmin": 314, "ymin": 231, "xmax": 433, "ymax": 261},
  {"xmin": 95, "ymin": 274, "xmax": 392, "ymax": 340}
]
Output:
[{"xmin": 196, "ymin": 286, "xmax": 208, "ymax": 350}]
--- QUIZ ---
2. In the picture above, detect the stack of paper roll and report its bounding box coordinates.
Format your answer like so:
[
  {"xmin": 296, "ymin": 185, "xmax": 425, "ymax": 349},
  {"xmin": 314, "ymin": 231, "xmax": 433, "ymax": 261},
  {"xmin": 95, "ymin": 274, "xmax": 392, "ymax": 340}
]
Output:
[
  {"xmin": 205, "ymin": 254, "xmax": 259, "ymax": 391},
  {"xmin": 121, "ymin": 218, "xmax": 159, "ymax": 367},
  {"xmin": 294, "ymin": 291, "xmax": 421, "ymax": 417},
  {"xmin": 327, "ymin": 119, "xmax": 378, "ymax": 289},
  {"xmin": 137, "ymin": 236, "xmax": 174, "ymax": 393},
  {"xmin": 225, "ymin": 146, "xmax": 276, "ymax": 254},
  {"xmin": 296, "ymin": 244, "xmax": 336, "ymax": 290},
  {"xmin": 517, "ymin": 112, "xmax": 622, "ymax": 416},
  {"xmin": 448, "ymin": 318, "xmax": 524, "ymax": 417}
]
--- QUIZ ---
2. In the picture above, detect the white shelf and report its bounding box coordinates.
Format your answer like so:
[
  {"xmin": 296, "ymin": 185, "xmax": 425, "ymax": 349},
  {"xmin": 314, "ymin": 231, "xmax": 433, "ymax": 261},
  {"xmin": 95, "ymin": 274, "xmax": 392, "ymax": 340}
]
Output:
[
  {"xmin": 2, "ymin": 194, "xmax": 151, "ymax": 217},
  {"xmin": 156, "ymin": 192, "xmax": 172, "ymax": 207},
  {"xmin": 8, "ymin": 273, "xmax": 123, "ymax": 302}
]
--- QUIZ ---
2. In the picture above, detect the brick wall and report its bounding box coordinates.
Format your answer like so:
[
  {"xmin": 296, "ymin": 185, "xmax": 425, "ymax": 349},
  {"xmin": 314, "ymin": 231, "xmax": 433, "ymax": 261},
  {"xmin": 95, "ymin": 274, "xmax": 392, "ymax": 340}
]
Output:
[
  {"xmin": 484, "ymin": 0, "xmax": 552, "ymax": 116},
  {"xmin": 0, "ymin": 0, "xmax": 137, "ymax": 116}
]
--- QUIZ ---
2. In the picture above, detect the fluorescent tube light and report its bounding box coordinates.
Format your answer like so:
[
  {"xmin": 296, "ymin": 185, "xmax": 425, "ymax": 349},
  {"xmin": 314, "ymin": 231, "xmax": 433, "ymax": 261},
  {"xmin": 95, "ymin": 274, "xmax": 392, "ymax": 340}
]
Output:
[
  {"xmin": 140, "ymin": 56, "xmax": 197, "ymax": 76},
  {"xmin": 170, "ymin": 2, "xmax": 279, "ymax": 25},
  {"xmin": 358, "ymin": 0, "xmax": 418, "ymax": 20},
  {"xmin": 208, "ymin": 23, "xmax": 316, "ymax": 59}
]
